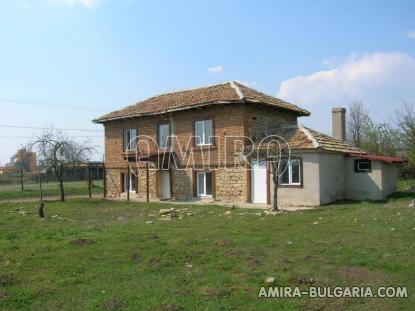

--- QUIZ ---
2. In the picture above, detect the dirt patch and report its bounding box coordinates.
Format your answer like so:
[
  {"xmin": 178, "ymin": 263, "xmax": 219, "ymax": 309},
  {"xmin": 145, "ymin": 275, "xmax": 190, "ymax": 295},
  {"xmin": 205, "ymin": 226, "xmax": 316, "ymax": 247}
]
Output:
[
  {"xmin": 0, "ymin": 291, "xmax": 10, "ymax": 299},
  {"xmin": 147, "ymin": 258, "xmax": 172, "ymax": 270},
  {"xmin": 186, "ymin": 239, "xmax": 197, "ymax": 246},
  {"xmin": 147, "ymin": 234, "xmax": 159, "ymax": 240},
  {"xmin": 130, "ymin": 253, "xmax": 140, "ymax": 263},
  {"xmin": 289, "ymin": 275, "xmax": 316, "ymax": 285},
  {"xmin": 214, "ymin": 239, "xmax": 233, "ymax": 247},
  {"xmin": 223, "ymin": 249, "xmax": 244, "ymax": 258},
  {"xmin": 101, "ymin": 298, "xmax": 125, "ymax": 310},
  {"xmin": 152, "ymin": 304, "xmax": 181, "ymax": 311},
  {"xmin": 71, "ymin": 238, "xmax": 95, "ymax": 246},
  {"xmin": 199, "ymin": 285, "xmax": 239, "ymax": 298},
  {"xmin": 247, "ymin": 257, "xmax": 262, "ymax": 269},
  {"xmin": 0, "ymin": 275, "xmax": 15, "ymax": 287},
  {"xmin": 338, "ymin": 267, "xmax": 391, "ymax": 284}
]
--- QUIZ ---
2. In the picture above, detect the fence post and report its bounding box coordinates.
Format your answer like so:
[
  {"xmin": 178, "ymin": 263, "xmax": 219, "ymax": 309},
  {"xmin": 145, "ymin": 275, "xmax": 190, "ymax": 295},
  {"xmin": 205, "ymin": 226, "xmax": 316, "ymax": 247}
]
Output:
[
  {"xmin": 20, "ymin": 169, "xmax": 24, "ymax": 192},
  {"xmin": 127, "ymin": 169, "xmax": 130, "ymax": 202},
  {"xmin": 88, "ymin": 162, "xmax": 92, "ymax": 199},
  {"xmin": 146, "ymin": 162, "xmax": 150, "ymax": 203}
]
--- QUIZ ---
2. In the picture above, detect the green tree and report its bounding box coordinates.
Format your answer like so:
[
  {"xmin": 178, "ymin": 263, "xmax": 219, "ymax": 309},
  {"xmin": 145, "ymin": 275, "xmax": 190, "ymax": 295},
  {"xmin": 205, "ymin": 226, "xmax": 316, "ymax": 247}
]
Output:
[
  {"xmin": 395, "ymin": 102, "xmax": 415, "ymax": 175},
  {"xmin": 361, "ymin": 121, "xmax": 398, "ymax": 156}
]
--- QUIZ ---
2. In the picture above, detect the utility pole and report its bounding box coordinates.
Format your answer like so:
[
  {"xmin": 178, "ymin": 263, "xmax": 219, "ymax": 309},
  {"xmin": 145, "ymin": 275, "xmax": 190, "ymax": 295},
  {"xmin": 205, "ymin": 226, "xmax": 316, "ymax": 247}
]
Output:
[{"xmin": 146, "ymin": 162, "xmax": 150, "ymax": 203}]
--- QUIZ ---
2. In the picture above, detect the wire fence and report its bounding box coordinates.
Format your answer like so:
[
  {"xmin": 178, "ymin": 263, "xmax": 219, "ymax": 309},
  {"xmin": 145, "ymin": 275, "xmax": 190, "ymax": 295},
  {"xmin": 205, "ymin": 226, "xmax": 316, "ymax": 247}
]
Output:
[{"xmin": 0, "ymin": 164, "xmax": 105, "ymax": 200}]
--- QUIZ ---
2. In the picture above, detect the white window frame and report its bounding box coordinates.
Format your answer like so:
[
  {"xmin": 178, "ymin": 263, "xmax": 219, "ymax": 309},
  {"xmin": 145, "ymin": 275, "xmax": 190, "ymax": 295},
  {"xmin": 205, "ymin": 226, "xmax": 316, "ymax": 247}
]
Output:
[
  {"xmin": 124, "ymin": 173, "xmax": 136, "ymax": 193},
  {"xmin": 196, "ymin": 171, "xmax": 213, "ymax": 197},
  {"xmin": 194, "ymin": 120, "xmax": 213, "ymax": 146},
  {"xmin": 124, "ymin": 128, "xmax": 137, "ymax": 151},
  {"xmin": 158, "ymin": 123, "xmax": 170, "ymax": 148},
  {"xmin": 279, "ymin": 159, "xmax": 301, "ymax": 186}
]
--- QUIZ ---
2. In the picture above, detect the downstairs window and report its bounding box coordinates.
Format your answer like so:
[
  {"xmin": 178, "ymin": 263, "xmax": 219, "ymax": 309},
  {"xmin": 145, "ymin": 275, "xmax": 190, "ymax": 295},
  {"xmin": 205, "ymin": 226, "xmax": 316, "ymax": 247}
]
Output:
[{"xmin": 278, "ymin": 159, "xmax": 301, "ymax": 186}]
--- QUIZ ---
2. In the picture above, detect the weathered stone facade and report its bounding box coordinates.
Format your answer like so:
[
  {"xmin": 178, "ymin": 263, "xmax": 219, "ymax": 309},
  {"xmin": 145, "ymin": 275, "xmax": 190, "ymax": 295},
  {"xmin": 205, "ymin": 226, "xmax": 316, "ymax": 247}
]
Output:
[
  {"xmin": 105, "ymin": 168, "xmax": 122, "ymax": 198},
  {"xmin": 215, "ymin": 167, "xmax": 247, "ymax": 202},
  {"xmin": 171, "ymin": 167, "xmax": 193, "ymax": 201}
]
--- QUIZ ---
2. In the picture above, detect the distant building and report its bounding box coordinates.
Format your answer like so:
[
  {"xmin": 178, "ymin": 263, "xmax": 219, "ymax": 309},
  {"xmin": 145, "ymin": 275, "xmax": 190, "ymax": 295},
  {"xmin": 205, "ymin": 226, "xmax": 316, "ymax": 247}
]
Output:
[{"xmin": 0, "ymin": 148, "xmax": 37, "ymax": 174}]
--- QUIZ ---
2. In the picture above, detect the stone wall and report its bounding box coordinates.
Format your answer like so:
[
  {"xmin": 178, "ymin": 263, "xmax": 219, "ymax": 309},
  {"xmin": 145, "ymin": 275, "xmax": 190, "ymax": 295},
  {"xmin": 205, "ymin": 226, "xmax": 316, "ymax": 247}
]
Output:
[
  {"xmin": 215, "ymin": 167, "xmax": 247, "ymax": 202},
  {"xmin": 172, "ymin": 167, "xmax": 193, "ymax": 201},
  {"xmin": 136, "ymin": 168, "xmax": 158, "ymax": 199},
  {"xmin": 106, "ymin": 169, "xmax": 121, "ymax": 198}
]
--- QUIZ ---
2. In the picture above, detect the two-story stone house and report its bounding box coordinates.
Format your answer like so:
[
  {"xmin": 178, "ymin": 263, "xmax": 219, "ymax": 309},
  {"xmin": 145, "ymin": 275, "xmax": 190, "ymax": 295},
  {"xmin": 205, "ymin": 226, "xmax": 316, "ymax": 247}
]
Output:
[{"xmin": 93, "ymin": 81, "xmax": 402, "ymax": 206}]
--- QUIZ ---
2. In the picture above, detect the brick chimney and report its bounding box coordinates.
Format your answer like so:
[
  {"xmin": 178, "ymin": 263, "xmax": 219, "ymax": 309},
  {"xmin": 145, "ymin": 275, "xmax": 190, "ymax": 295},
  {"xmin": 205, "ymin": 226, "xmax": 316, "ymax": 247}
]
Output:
[{"xmin": 332, "ymin": 107, "xmax": 346, "ymax": 142}]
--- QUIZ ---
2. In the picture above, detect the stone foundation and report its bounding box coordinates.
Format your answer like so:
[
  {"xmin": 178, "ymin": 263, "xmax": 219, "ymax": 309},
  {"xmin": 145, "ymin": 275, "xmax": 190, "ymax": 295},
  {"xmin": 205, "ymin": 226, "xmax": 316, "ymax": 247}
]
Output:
[
  {"xmin": 215, "ymin": 167, "xmax": 247, "ymax": 202},
  {"xmin": 106, "ymin": 169, "xmax": 122, "ymax": 198},
  {"xmin": 106, "ymin": 166, "xmax": 249, "ymax": 203},
  {"xmin": 172, "ymin": 167, "xmax": 193, "ymax": 201}
]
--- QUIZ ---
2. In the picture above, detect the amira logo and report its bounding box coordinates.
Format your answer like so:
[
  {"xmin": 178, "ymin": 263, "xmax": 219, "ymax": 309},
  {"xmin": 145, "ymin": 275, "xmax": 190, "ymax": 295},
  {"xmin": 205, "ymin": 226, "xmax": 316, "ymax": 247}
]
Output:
[{"xmin": 123, "ymin": 134, "xmax": 292, "ymax": 178}]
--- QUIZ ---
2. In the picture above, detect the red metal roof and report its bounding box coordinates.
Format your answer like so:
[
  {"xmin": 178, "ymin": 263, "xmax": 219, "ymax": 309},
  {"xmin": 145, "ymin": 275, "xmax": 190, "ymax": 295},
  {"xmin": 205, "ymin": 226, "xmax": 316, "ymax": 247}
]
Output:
[{"xmin": 350, "ymin": 153, "xmax": 404, "ymax": 164}]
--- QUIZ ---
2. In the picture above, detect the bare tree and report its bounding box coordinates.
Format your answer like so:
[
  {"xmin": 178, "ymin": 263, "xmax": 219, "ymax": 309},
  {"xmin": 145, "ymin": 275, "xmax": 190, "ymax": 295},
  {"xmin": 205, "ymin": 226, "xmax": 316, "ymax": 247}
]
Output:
[
  {"xmin": 248, "ymin": 120, "xmax": 292, "ymax": 211},
  {"xmin": 347, "ymin": 101, "xmax": 371, "ymax": 147},
  {"xmin": 395, "ymin": 101, "xmax": 415, "ymax": 175},
  {"xmin": 32, "ymin": 130, "xmax": 95, "ymax": 203}
]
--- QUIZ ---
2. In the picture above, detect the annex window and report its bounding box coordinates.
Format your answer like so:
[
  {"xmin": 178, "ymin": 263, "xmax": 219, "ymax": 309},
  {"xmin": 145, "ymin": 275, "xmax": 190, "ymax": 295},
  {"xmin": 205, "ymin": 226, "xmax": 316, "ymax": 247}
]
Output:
[
  {"xmin": 196, "ymin": 171, "xmax": 213, "ymax": 197},
  {"xmin": 195, "ymin": 120, "xmax": 213, "ymax": 146},
  {"xmin": 354, "ymin": 159, "xmax": 372, "ymax": 172},
  {"xmin": 158, "ymin": 123, "xmax": 170, "ymax": 148},
  {"xmin": 123, "ymin": 128, "xmax": 137, "ymax": 151},
  {"xmin": 279, "ymin": 159, "xmax": 301, "ymax": 185}
]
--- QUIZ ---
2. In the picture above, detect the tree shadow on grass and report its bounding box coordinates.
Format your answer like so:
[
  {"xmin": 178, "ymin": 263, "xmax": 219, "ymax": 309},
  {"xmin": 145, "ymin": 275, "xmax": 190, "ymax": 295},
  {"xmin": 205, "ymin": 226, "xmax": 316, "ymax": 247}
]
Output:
[
  {"xmin": 328, "ymin": 191, "xmax": 414, "ymax": 206},
  {"xmin": 388, "ymin": 191, "xmax": 414, "ymax": 200}
]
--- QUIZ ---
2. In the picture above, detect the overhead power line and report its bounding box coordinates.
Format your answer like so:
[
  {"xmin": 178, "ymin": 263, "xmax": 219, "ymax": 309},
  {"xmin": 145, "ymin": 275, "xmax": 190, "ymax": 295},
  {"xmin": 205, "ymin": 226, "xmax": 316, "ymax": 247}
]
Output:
[
  {"xmin": 0, "ymin": 97, "xmax": 110, "ymax": 112},
  {"xmin": 0, "ymin": 124, "xmax": 103, "ymax": 132},
  {"xmin": 0, "ymin": 136, "xmax": 102, "ymax": 139}
]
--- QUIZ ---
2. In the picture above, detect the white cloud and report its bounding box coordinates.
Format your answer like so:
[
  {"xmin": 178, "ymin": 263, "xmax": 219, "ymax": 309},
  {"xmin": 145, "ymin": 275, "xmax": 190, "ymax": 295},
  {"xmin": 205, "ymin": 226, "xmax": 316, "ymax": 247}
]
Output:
[
  {"xmin": 49, "ymin": 0, "xmax": 101, "ymax": 8},
  {"xmin": 235, "ymin": 80, "xmax": 263, "ymax": 88},
  {"xmin": 208, "ymin": 65, "xmax": 223, "ymax": 74},
  {"xmin": 277, "ymin": 52, "xmax": 415, "ymax": 134},
  {"xmin": 408, "ymin": 30, "xmax": 415, "ymax": 39}
]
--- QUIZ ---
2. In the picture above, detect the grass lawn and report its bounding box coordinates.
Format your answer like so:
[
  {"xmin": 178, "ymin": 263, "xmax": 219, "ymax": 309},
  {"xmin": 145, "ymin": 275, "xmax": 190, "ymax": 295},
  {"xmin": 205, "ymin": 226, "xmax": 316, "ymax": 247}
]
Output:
[
  {"xmin": 0, "ymin": 195, "xmax": 414, "ymax": 310},
  {"xmin": 0, "ymin": 180, "xmax": 103, "ymax": 201}
]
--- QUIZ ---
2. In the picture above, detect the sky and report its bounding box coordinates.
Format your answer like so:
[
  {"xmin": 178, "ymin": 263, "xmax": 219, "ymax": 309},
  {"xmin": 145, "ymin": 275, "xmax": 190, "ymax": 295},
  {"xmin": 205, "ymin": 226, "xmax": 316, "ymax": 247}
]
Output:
[{"xmin": 0, "ymin": 0, "xmax": 414, "ymax": 165}]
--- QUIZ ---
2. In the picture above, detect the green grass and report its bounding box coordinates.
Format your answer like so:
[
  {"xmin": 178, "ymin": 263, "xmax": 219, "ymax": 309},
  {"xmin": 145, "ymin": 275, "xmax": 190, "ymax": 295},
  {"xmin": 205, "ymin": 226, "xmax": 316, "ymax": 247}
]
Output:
[
  {"xmin": 397, "ymin": 178, "xmax": 415, "ymax": 192},
  {"xmin": 0, "ymin": 194, "xmax": 414, "ymax": 310},
  {"xmin": 0, "ymin": 180, "xmax": 103, "ymax": 201}
]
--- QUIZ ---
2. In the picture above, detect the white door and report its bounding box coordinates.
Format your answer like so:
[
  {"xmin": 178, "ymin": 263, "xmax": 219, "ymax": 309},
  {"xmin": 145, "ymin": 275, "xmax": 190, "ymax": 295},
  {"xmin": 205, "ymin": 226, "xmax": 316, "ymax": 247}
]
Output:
[
  {"xmin": 251, "ymin": 160, "xmax": 267, "ymax": 203},
  {"xmin": 161, "ymin": 170, "xmax": 171, "ymax": 199}
]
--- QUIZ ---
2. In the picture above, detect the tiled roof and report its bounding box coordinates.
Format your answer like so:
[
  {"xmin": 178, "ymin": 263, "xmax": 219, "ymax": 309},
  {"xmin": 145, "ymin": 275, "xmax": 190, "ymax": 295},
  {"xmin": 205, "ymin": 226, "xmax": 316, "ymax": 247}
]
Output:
[
  {"xmin": 93, "ymin": 81, "xmax": 310, "ymax": 123},
  {"xmin": 286, "ymin": 126, "xmax": 365, "ymax": 154}
]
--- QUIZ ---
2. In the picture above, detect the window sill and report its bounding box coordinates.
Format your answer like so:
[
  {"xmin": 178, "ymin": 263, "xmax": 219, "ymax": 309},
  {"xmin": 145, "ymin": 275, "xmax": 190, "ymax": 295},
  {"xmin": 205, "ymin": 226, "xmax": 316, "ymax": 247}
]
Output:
[
  {"xmin": 196, "ymin": 195, "xmax": 213, "ymax": 199},
  {"xmin": 193, "ymin": 145, "xmax": 216, "ymax": 151},
  {"xmin": 278, "ymin": 184, "xmax": 303, "ymax": 188}
]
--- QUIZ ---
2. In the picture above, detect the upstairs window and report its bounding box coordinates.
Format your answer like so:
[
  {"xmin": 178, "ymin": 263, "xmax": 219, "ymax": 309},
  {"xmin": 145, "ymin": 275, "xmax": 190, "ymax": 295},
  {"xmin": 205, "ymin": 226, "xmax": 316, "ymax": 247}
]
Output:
[
  {"xmin": 279, "ymin": 159, "xmax": 301, "ymax": 186},
  {"xmin": 158, "ymin": 123, "xmax": 171, "ymax": 148},
  {"xmin": 195, "ymin": 120, "xmax": 213, "ymax": 146},
  {"xmin": 123, "ymin": 128, "xmax": 137, "ymax": 151},
  {"xmin": 354, "ymin": 159, "xmax": 372, "ymax": 172}
]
